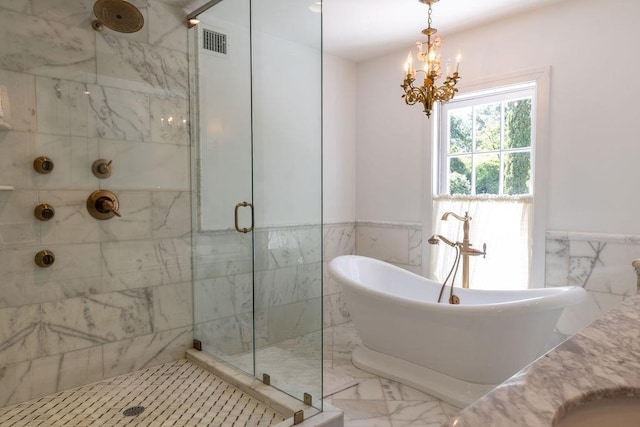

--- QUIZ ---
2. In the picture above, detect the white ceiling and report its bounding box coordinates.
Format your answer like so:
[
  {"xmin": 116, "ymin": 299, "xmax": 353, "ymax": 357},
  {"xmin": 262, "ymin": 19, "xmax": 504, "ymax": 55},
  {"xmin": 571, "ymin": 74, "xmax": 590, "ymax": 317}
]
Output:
[
  {"xmin": 184, "ymin": 0, "xmax": 565, "ymax": 63},
  {"xmin": 322, "ymin": 0, "xmax": 563, "ymax": 62}
]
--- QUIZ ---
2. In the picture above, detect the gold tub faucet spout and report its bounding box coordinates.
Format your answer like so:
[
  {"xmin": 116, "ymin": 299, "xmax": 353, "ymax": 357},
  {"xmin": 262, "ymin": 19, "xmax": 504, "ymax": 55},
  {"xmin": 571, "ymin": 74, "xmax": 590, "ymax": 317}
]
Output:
[{"xmin": 438, "ymin": 211, "xmax": 487, "ymax": 288}]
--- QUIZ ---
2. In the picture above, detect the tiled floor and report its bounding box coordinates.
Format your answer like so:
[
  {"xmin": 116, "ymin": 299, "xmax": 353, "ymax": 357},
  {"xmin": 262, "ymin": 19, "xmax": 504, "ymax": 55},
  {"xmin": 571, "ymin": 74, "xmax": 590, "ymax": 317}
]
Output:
[
  {"xmin": 324, "ymin": 323, "xmax": 461, "ymax": 427},
  {"xmin": 0, "ymin": 359, "xmax": 285, "ymax": 426}
]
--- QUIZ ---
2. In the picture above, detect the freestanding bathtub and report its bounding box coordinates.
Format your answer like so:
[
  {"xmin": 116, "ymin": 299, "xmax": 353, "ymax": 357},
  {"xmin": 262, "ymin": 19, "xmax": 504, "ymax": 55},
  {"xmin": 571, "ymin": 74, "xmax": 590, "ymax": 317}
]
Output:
[{"xmin": 328, "ymin": 255, "xmax": 587, "ymax": 407}]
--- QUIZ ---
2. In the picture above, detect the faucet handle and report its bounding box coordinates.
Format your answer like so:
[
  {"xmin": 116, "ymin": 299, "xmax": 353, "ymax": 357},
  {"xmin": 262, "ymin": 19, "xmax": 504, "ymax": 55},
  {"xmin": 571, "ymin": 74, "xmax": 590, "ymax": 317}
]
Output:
[{"xmin": 482, "ymin": 243, "xmax": 487, "ymax": 258}]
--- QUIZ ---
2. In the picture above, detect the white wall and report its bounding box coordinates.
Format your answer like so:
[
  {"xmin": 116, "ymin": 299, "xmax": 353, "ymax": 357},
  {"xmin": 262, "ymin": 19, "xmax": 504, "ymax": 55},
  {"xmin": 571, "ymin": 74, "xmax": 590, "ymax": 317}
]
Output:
[
  {"xmin": 323, "ymin": 53, "xmax": 357, "ymax": 224},
  {"xmin": 355, "ymin": 0, "xmax": 640, "ymax": 235}
]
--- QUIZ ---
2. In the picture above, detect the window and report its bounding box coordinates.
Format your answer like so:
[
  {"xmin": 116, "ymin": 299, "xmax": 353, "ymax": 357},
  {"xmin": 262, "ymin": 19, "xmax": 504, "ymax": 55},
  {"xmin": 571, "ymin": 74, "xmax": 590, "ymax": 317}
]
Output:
[
  {"xmin": 440, "ymin": 84, "xmax": 534, "ymax": 196},
  {"xmin": 430, "ymin": 83, "xmax": 537, "ymax": 291}
]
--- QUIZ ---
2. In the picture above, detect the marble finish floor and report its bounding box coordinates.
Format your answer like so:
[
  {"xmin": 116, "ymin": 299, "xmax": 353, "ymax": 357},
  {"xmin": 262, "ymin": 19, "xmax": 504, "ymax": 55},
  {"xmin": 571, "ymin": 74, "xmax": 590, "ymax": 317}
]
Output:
[
  {"xmin": 0, "ymin": 359, "xmax": 285, "ymax": 426},
  {"xmin": 324, "ymin": 323, "xmax": 461, "ymax": 427}
]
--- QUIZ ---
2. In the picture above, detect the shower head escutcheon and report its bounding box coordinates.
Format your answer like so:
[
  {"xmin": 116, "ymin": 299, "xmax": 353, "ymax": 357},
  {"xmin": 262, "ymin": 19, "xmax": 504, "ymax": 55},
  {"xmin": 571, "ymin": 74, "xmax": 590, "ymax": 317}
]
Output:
[{"xmin": 93, "ymin": 0, "xmax": 144, "ymax": 33}]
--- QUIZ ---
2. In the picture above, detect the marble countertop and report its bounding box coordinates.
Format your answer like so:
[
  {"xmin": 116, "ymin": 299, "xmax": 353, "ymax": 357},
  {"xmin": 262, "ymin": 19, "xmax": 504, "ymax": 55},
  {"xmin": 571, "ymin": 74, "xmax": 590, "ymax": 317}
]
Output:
[{"xmin": 443, "ymin": 294, "xmax": 640, "ymax": 426}]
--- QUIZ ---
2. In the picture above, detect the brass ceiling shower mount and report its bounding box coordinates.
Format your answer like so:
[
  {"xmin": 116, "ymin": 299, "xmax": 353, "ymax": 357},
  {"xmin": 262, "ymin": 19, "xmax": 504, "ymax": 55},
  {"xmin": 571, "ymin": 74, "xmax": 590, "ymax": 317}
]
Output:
[{"xmin": 92, "ymin": 0, "xmax": 144, "ymax": 33}]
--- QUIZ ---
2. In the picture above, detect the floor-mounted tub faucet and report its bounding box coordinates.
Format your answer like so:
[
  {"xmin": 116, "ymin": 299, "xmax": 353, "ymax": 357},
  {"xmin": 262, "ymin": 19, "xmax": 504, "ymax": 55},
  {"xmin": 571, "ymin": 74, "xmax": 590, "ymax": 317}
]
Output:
[{"xmin": 429, "ymin": 211, "xmax": 487, "ymax": 289}]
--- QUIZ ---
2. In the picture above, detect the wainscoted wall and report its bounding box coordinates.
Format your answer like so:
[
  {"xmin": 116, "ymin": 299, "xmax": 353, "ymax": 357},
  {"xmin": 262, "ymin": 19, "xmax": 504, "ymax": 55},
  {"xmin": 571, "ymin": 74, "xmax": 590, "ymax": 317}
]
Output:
[
  {"xmin": 324, "ymin": 222, "xmax": 356, "ymax": 327},
  {"xmin": 0, "ymin": 0, "xmax": 192, "ymax": 407},
  {"xmin": 355, "ymin": 221, "xmax": 423, "ymax": 274},
  {"xmin": 545, "ymin": 231, "xmax": 639, "ymax": 335}
]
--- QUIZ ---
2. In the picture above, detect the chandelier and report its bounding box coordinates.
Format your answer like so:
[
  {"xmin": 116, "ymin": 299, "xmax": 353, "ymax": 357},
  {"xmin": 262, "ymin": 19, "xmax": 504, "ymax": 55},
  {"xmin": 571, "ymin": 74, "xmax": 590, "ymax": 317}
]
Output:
[{"xmin": 401, "ymin": 0, "xmax": 460, "ymax": 118}]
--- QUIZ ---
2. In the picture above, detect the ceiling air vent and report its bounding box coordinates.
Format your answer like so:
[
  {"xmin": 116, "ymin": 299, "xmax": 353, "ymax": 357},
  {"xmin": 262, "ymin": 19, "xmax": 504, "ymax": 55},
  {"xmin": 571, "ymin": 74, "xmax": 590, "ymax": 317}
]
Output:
[{"xmin": 203, "ymin": 28, "xmax": 227, "ymax": 55}]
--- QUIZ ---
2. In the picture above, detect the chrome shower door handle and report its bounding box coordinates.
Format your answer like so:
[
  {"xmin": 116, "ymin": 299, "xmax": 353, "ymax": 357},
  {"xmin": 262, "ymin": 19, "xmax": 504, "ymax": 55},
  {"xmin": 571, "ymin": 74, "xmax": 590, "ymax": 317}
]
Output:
[{"xmin": 234, "ymin": 201, "xmax": 254, "ymax": 233}]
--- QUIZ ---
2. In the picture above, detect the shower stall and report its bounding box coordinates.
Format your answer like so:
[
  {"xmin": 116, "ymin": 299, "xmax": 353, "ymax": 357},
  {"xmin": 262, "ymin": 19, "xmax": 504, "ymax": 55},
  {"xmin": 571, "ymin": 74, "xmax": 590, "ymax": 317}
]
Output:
[{"xmin": 0, "ymin": 0, "xmax": 323, "ymax": 419}]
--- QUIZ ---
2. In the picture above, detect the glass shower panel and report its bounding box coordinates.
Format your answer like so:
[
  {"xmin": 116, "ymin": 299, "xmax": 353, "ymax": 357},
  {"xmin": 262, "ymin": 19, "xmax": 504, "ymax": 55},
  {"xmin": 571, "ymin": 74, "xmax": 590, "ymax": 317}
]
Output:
[
  {"xmin": 191, "ymin": 0, "xmax": 255, "ymax": 374},
  {"xmin": 251, "ymin": 0, "xmax": 323, "ymax": 407}
]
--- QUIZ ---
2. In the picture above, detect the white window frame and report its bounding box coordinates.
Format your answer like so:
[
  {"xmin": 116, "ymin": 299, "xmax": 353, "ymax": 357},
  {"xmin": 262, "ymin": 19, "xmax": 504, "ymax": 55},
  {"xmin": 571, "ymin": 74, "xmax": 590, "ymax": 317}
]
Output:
[{"xmin": 422, "ymin": 67, "xmax": 550, "ymax": 288}]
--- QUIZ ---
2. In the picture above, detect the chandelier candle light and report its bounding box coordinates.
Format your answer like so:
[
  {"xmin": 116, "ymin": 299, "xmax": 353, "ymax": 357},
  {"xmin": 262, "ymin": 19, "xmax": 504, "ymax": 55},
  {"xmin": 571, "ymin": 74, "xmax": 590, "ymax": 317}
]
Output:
[{"xmin": 401, "ymin": 0, "xmax": 461, "ymax": 118}]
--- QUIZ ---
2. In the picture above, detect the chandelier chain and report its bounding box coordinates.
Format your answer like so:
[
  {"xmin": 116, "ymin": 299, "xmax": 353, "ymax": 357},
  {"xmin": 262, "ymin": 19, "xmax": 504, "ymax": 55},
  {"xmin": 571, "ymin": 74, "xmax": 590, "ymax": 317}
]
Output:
[{"xmin": 427, "ymin": 3, "xmax": 432, "ymax": 29}]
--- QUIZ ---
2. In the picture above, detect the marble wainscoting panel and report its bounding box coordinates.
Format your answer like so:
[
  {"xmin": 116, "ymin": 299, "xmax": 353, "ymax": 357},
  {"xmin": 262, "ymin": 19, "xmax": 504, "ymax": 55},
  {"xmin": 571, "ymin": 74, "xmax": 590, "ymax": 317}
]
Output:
[
  {"xmin": 323, "ymin": 292, "xmax": 351, "ymax": 328},
  {"xmin": 149, "ymin": 94, "xmax": 190, "ymax": 145},
  {"xmin": 0, "ymin": 0, "xmax": 31, "ymax": 13},
  {"xmin": 148, "ymin": 1, "xmax": 188, "ymax": 53},
  {"xmin": 295, "ymin": 262, "xmax": 323, "ymax": 301},
  {"xmin": 88, "ymin": 86, "xmax": 151, "ymax": 142},
  {"xmin": 0, "ymin": 131, "xmax": 37, "ymax": 189},
  {"xmin": 193, "ymin": 273, "xmax": 253, "ymax": 324},
  {"xmin": 0, "ymin": 10, "xmax": 96, "ymax": 83},
  {"xmin": 0, "ymin": 243, "xmax": 103, "ymax": 308},
  {"xmin": 152, "ymin": 281, "xmax": 192, "ymax": 331},
  {"xmin": 35, "ymin": 77, "xmax": 90, "ymax": 137},
  {"xmin": 0, "ymin": 346, "xmax": 103, "ymax": 408},
  {"xmin": 356, "ymin": 222, "xmax": 423, "ymax": 273},
  {"xmin": 34, "ymin": 135, "xmax": 99, "ymax": 189},
  {"xmin": 101, "ymin": 237, "xmax": 191, "ymax": 291},
  {"xmin": 40, "ymin": 288, "xmax": 154, "ymax": 356},
  {"xmin": 192, "ymin": 231, "xmax": 253, "ymax": 280},
  {"xmin": 0, "ymin": 69, "xmax": 36, "ymax": 132},
  {"xmin": 97, "ymin": 139, "xmax": 190, "ymax": 190},
  {"xmin": 0, "ymin": 190, "xmax": 39, "ymax": 246},
  {"xmin": 545, "ymin": 233, "xmax": 640, "ymax": 335},
  {"xmin": 102, "ymin": 325, "xmax": 192, "ymax": 379},
  {"xmin": 96, "ymin": 34, "xmax": 188, "ymax": 97},
  {"xmin": 194, "ymin": 313, "xmax": 257, "ymax": 359},
  {"xmin": 254, "ymin": 225, "xmax": 323, "ymax": 270},
  {"xmin": 262, "ymin": 298, "xmax": 322, "ymax": 345},
  {"xmin": 151, "ymin": 191, "xmax": 191, "ymax": 238},
  {"xmin": 323, "ymin": 222, "xmax": 356, "ymax": 262},
  {"xmin": 255, "ymin": 266, "xmax": 300, "ymax": 308}
]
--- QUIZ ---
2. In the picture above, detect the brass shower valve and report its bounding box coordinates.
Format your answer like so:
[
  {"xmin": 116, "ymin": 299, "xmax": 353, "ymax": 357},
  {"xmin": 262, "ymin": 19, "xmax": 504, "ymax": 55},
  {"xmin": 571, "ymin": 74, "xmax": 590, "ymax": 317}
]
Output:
[{"xmin": 87, "ymin": 190, "xmax": 121, "ymax": 220}]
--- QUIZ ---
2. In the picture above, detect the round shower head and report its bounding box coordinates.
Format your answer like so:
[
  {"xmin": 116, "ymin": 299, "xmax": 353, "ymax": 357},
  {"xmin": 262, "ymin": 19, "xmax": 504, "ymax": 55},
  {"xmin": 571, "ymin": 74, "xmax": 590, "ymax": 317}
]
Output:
[{"xmin": 93, "ymin": 0, "xmax": 144, "ymax": 33}]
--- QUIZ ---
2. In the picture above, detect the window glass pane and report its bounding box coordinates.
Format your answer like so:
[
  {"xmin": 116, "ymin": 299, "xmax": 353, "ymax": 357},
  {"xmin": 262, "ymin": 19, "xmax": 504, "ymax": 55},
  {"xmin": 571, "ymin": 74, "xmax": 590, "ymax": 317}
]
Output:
[
  {"xmin": 475, "ymin": 153, "xmax": 500, "ymax": 194},
  {"xmin": 448, "ymin": 107, "xmax": 472, "ymax": 154},
  {"xmin": 504, "ymin": 98, "xmax": 532, "ymax": 149},
  {"xmin": 449, "ymin": 156, "xmax": 471, "ymax": 195},
  {"xmin": 475, "ymin": 103, "xmax": 501, "ymax": 152},
  {"xmin": 504, "ymin": 151, "xmax": 531, "ymax": 195}
]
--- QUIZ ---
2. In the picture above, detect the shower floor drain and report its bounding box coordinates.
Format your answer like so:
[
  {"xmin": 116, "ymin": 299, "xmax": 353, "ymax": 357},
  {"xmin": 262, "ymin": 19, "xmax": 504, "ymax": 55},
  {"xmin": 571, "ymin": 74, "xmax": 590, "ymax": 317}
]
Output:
[{"xmin": 123, "ymin": 406, "xmax": 145, "ymax": 417}]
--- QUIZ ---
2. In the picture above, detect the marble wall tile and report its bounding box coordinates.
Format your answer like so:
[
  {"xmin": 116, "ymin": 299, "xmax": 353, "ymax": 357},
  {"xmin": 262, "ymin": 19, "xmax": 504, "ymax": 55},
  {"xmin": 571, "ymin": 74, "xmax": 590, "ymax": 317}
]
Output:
[
  {"xmin": 323, "ymin": 261, "xmax": 342, "ymax": 296},
  {"xmin": 356, "ymin": 225, "xmax": 410, "ymax": 264},
  {"xmin": 96, "ymin": 34, "xmax": 188, "ymax": 96},
  {"xmin": 194, "ymin": 314, "xmax": 254, "ymax": 357},
  {"xmin": 0, "ymin": 243, "xmax": 103, "ymax": 308},
  {"xmin": 254, "ymin": 226, "xmax": 322, "ymax": 270},
  {"xmin": 193, "ymin": 231, "xmax": 252, "ymax": 280},
  {"xmin": 152, "ymin": 191, "xmax": 191, "ymax": 238},
  {"xmin": 153, "ymin": 282, "xmax": 192, "ymax": 331},
  {"xmin": 0, "ymin": 346, "xmax": 103, "ymax": 408},
  {"xmin": 102, "ymin": 326, "xmax": 192, "ymax": 379},
  {"xmin": 408, "ymin": 227, "xmax": 422, "ymax": 266},
  {"xmin": 323, "ymin": 223, "xmax": 355, "ymax": 261},
  {"xmin": 39, "ymin": 190, "xmax": 101, "ymax": 244},
  {"xmin": 0, "ymin": 131, "xmax": 36, "ymax": 189},
  {"xmin": 148, "ymin": 1, "xmax": 188, "ymax": 53},
  {"xmin": 295, "ymin": 262, "xmax": 323, "ymax": 301},
  {"xmin": 96, "ymin": 191, "xmax": 153, "ymax": 241},
  {"xmin": 97, "ymin": 139, "xmax": 189, "ymax": 190},
  {"xmin": 0, "ymin": 304, "xmax": 41, "ymax": 367},
  {"xmin": 35, "ymin": 77, "xmax": 90, "ymax": 137},
  {"xmin": 0, "ymin": 69, "xmax": 36, "ymax": 132},
  {"xmin": 31, "ymin": 0, "xmax": 94, "ymax": 30},
  {"xmin": 264, "ymin": 298, "xmax": 322, "ymax": 345},
  {"xmin": 0, "ymin": 10, "xmax": 96, "ymax": 82},
  {"xmin": 545, "ymin": 238, "xmax": 569, "ymax": 287},
  {"xmin": 88, "ymin": 86, "xmax": 150, "ymax": 142},
  {"xmin": 149, "ymin": 94, "xmax": 190, "ymax": 145},
  {"xmin": 255, "ymin": 266, "xmax": 299, "ymax": 308},
  {"xmin": 0, "ymin": 0, "xmax": 31, "ymax": 13},
  {"xmin": 193, "ymin": 273, "xmax": 252, "ymax": 324},
  {"xmin": 41, "ymin": 288, "xmax": 154, "ymax": 356},
  {"xmin": 34, "ymin": 134, "xmax": 99, "ymax": 189},
  {"xmin": 101, "ymin": 237, "xmax": 191, "ymax": 290},
  {"xmin": 0, "ymin": 190, "xmax": 39, "ymax": 245},
  {"xmin": 323, "ymin": 293, "xmax": 351, "ymax": 328}
]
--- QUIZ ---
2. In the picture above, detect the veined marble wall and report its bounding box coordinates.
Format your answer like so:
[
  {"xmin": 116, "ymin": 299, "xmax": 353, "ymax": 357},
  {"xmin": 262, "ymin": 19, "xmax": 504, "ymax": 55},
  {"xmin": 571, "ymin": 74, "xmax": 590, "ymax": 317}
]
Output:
[
  {"xmin": 0, "ymin": 0, "xmax": 192, "ymax": 407},
  {"xmin": 546, "ymin": 231, "xmax": 638, "ymax": 335},
  {"xmin": 355, "ymin": 221, "xmax": 423, "ymax": 274}
]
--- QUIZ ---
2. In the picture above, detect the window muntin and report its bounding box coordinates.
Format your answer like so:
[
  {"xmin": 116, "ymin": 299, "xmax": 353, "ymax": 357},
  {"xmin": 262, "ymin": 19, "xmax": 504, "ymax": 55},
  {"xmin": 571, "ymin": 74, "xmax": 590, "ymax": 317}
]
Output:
[{"xmin": 439, "ymin": 86, "xmax": 534, "ymax": 197}]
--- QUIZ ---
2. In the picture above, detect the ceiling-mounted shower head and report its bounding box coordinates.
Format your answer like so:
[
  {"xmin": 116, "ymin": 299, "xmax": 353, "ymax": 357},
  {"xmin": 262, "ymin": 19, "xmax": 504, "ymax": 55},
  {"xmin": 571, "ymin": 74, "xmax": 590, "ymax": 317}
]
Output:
[{"xmin": 93, "ymin": 0, "xmax": 144, "ymax": 33}]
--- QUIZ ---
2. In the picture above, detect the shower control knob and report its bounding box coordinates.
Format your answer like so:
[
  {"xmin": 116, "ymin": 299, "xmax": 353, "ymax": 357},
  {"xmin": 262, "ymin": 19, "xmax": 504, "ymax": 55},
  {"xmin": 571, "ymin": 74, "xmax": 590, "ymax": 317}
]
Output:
[
  {"xmin": 35, "ymin": 250, "xmax": 55, "ymax": 268},
  {"xmin": 34, "ymin": 203, "xmax": 55, "ymax": 221},
  {"xmin": 87, "ymin": 190, "xmax": 121, "ymax": 220},
  {"xmin": 92, "ymin": 159, "xmax": 113, "ymax": 179},
  {"xmin": 33, "ymin": 156, "xmax": 54, "ymax": 174}
]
